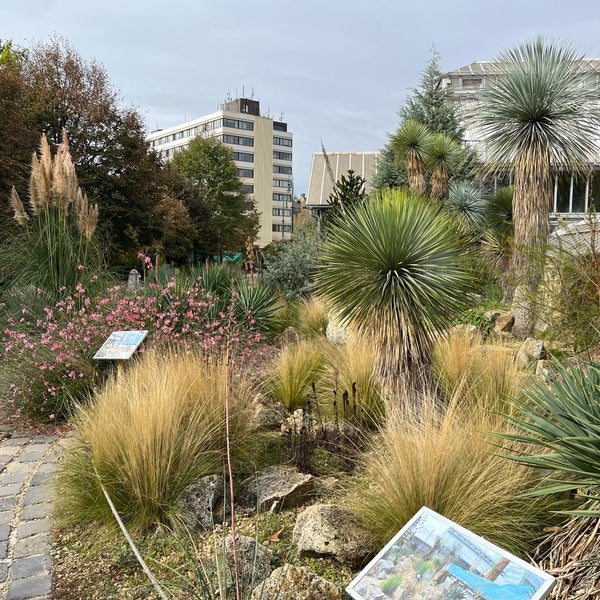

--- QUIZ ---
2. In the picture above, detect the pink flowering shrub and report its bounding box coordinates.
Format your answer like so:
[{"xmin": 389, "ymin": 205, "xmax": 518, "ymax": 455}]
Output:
[{"xmin": 1, "ymin": 277, "xmax": 269, "ymax": 421}]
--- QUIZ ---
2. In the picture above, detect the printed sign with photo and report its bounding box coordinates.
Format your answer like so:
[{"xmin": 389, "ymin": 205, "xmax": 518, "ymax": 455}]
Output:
[
  {"xmin": 346, "ymin": 506, "xmax": 555, "ymax": 600},
  {"xmin": 93, "ymin": 330, "xmax": 148, "ymax": 360}
]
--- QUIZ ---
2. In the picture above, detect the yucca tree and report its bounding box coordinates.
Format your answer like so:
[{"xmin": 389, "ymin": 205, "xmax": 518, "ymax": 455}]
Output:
[
  {"xmin": 389, "ymin": 119, "xmax": 433, "ymax": 196},
  {"xmin": 427, "ymin": 133, "xmax": 462, "ymax": 202},
  {"xmin": 315, "ymin": 188, "xmax": 473, "ymax": 394},
  {"xmin": 479, "ymin": 37, "xmax": 600, "ymax": 337}
]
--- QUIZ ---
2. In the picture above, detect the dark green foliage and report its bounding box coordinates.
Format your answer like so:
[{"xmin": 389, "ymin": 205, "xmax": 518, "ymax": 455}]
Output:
[
  {"xmin": 262, "ymin": 224, "xmax": 320, "ymax": 299},
  {"xmin": 372, "ymin": 143, "xmax": 408, "ymax": 190},
  {"xmin": 172, "ymin": 136, "xmax": 259, "ymax": 259}
]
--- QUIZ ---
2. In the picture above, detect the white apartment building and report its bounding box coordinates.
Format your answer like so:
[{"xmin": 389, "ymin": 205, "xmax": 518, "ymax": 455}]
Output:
[{"xmin": 147, "ymin": 97, "xmax": 293, "ymax": 247}]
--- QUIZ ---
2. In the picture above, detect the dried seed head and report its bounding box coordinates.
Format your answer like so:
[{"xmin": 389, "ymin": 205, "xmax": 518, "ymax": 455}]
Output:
[{"xmin": 10, "ymin": 186, "xmax": 29, "ymax": 227}]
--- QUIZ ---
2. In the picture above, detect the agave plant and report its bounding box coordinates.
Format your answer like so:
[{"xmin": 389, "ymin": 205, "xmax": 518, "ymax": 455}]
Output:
[
  {"xmin": 315, "ymin": 187, "xmax": 473, "ymax": 393},
  {"xmin": 500, "ymin": 359, "xmax": 600, "ymax": 510}
]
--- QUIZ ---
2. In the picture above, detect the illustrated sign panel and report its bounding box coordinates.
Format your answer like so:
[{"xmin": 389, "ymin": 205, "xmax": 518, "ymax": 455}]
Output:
[
  {"xmin": 346, "ymin": 506, "xmax": 555, "ymax": 600},
  {"xmin": 93, "ymin": 330, "xmax": 148, "ymax": 360}
]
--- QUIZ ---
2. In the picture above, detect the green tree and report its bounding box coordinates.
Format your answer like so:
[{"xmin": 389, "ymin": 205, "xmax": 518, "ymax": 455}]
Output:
[
  {"xmin": 371, "ymin": 143, "xmax": 407, "ymax": 190},
  {"xmin": 172, "ymin": 135, "xmax": 259, "ymax": 259},
  {"xmin": 325, "ymin": 169, "xmax": 367, "ymax": 225},
  {"xmin": 399, "ymin": 46, "xmax": 463, "ymax": 138},
  {"xmin": 478, "ymin": 37, "xmax": 600, "ymax": 337},
  {"xmin": 315, "ymin": 188, "xmax": 473, "ymax": 394}
]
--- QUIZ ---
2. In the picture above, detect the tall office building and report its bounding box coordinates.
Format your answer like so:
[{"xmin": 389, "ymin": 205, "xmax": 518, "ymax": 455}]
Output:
[{"xmin": 147, "ymin": 97, "xmax": 293, "ymax": 247}]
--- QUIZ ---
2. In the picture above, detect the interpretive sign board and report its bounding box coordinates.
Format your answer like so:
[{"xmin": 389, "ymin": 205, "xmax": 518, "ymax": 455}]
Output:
[
  {"xmin": 346, "ymin": 506, "xmax": 554, "ymax": 600},
  {"xmin": 93, "ymin": 330, "xmax": 148, "ymax": 360}
]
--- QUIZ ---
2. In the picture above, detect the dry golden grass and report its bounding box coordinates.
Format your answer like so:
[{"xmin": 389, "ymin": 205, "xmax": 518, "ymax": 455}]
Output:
[
  {"xmin": 432, "ymin": 329, "xmax": 526, "ymax": 413},
  {"xmin": 352, "ymin": 390, "xmax": 567, "ymax": 557},
  {"xmin": 321, "ymin": 338, "xmax": 385, "ymax": 427},
  {"xmin": 295, "ymin": 296, "xmax": 329, "ymax": 339},
  {"xmin": 55, "ymin": 349, "xmax": 255, "ymax": 534},
  {"xmin": 264, "ymin": 339, "xmax": 326, "ymax": 411}
]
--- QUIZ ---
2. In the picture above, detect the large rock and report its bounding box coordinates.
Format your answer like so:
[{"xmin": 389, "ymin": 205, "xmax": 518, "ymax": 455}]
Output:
[
  {"xmin": 516, "ymin": 337, "xmax": 547, "ymax": 369},
  {"xmin": 222, "ymin": 534, "xmax": 273, "ymax": 589},
  {"xmin": 237, "ymin": 466, "xmax": 314, "ymax": 511},
  {"xmin": 250, "ymin": 397, "xmax": 286, "ymax": 432},
  {"xmin": 250, "ymin": 564, "xmax": 342, "ymax": 600},
  {"xmin": 494, "ymin": 313, "xmax": 515, "ymax": 333},
  {"xmin": 292, "ymin": 503, "xmax": 373, "ymax": 567},
  {"xmin": 178, "ymin": 474, "xmax": 226, "ymax": 531}
]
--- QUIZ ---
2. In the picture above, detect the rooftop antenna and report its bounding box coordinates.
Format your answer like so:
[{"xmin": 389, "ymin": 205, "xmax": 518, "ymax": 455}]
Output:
[
  {"xmin": 250, "ymin": 88, "xmax": 254, "ymax": 99},
  {"xmin": 242, "ymin": 84, "xmax": 245, "ymax": 97}
]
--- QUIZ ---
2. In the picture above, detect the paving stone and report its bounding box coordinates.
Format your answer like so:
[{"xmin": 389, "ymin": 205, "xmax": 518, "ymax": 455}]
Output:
[
  {"xmin": 3, "ymin": 461, "xmax": 33, "ymax": 475},
  {"xmin": 7, "ymin": 574, "xmax": 52, "ymax": 599},
  {"xmin": 0, "ymin": 560, "xmax": 7, "ymax": 583},
  {"xmin": 24, "ymin": 485, "xmax": 54, "ymax": 505},
  {"xmin": 0, "ymin": 496, "xmax": 18, "ymax": 510},
  {"xmin": 17, "ymin": 518, "xmax": 52, "ymax": 539},
  {"xmin": 30, "ymin": 471, "xmax": 53, "ymax": 487},
  {"xmin": 0, "ymin": 445, "xmax": 21, "ymax": 458},
  {"xmin": 34, "ymin": 463, "xmax": 55, "ymax": 475},
  {"xmin": 0, "ymin": 511, "xmax": 12, "ymax": 525},
  {"xmin": 0, "ymin": 472, "xmax": 29, "ymax": 485},
  {"xmin": 2, "ymin": 437, "xmax": 30, "ymax": 447},
  {"xmin": 0, "ymin": 539, "xmax": 7, "ymax": 559},
  {"xmin": 20, "ymin": 503, "xmax": 53, "ymax": 521},
  {"xmin": 0, "ymin": 523, "xmax": 9, "ymax": 541},
  {"xmin": 18, "ymin": 452, "xmax": 46, "ymax": 463},
  {"xmin": 23, "ymin": 444, "xmax": 52, "ymax": 454},
  {"xmin": 0, "ymin": 482, "xmax": 24, "ymax": 498},
  {"xmin": 12, "ymin": 533, "xmax": 51, "ymax": 559},
  {"xmin": 43, "ymin": 452, "xmax": 59, "ymax": 463},
  {"xmin": 11, "ymin": 555, "xmax": 51, "ymax": 579}
]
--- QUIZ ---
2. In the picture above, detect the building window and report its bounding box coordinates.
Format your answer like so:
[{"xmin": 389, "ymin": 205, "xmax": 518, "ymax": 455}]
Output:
[
  {"xmin": 223, "ymin": 118, "xmax": 254, "ymax": 131},
  {"xmin": 272, "ymin": 224, "xmax": 292, "ymax": 233},
  {"xmin": 273, "ymin": 193, "xmax": 292, "ymax": 201},
  {"xmin": 241, "ymin": 184, "xmax": 254, "ymax": 194},
  {"xmin": 273, "ymin": 121, "xmax": 287, "ymax": 132},
  {"xmin": 272, "ymin": 208, "xmax": 292, "ymax": 216},
  {"xmin": 237, "ymin": 168, "xmax": 254, "ymax": 178},
  {"xmin": 273, "ymin": 136, "xmax": 293, "ymax": 147},
  {"xmin": 221, "ymin": 134, "xmax": 254, "ymax": 147},
  {"xmin": 273, "ymin": 151, "xmax": 292, "ymax": 161},
  {"xmin": 273, "ymin": 179, "xmax": 290, "ymax": 188},
  {"xmin": 274, "ymin": 164, "xmax": 293, "ymax": 174},
  {"xmin": 232, "ymin": 152, "xmax": 254, "ymax": 162}
]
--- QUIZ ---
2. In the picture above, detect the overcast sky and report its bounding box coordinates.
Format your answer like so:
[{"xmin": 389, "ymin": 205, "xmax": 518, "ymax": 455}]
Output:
[{"xmin": 3, "ymin": 1, "xmax": 600, "ymax": 194}]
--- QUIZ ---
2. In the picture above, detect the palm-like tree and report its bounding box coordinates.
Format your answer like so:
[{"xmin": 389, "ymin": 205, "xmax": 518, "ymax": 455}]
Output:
[
  {"xmin": 427, "ymin": 133, "xmax": 462, "ymax": 202},
  {"xmin": 479, "ymin": 37, "xmax": 600, "ymax": 337},
  {"xmin": 390, "ymin": 119, "xmax": 433, "ymax": 196},
  {"xmin": 315, "ymin": 188, "xmax": 473, "ymax": 395}
]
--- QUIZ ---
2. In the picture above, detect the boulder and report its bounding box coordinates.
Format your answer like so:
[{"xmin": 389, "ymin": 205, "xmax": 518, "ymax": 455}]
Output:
[
  {"xmin": 250, "ymin": 564, "xmax": 342, "ymax": 600},
  {"xmin": 250, "ymin": 397, "xmax": 286, "ymax": 432},
  {"xmin": 494, "ymin": 313, "xmax": 515, "ymax": 333},
  {"xmin": 237, "ymin": 466, "xmax": 314, "ymax": 511},
  {"xmin": 222, "ymin": 534, "xmax": 273, "ymax": 589},
  {"xmin": 179, "ymin": 474, "xmax": 226, "ymax": 531},
  {"xmin": 516, "ymin": 337, "xmax": 547, "ymax": 369},
  {"xmin": 292, "ymin": 503, "xmax": 373, "ymax": 567}
]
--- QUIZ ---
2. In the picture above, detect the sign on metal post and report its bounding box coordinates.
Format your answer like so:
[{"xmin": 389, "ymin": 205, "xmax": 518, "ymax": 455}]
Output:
[{"xmin": 93, "ymin": 330, "xmax": 148, "ymax": 360}]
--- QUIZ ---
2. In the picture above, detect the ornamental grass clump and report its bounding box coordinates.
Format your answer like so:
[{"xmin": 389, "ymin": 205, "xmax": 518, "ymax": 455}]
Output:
[
  {"xmin": 352, "ymin": 389, "xmax": 567, "ymax": 557},
  {"xmin": 8, "ymin": 131, "xmax": 101, "ymax": 300},
  {"xmin": 55, "ymin": 349, "xmax": 255, "ymax": 535},
  {"xmin": 264, "ymin": 340, "xmax": 326, "ymax": 411},
  {"xmin": 432, "ymin": 328, "xmax": 527, "ymax": 413}
]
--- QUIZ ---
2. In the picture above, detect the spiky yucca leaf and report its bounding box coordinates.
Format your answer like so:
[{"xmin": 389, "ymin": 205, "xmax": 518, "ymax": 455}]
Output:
[
  {"xmin": 390, "ymin": 119, "xmax": 433, "ymax": 195},
  {"xmin": 315, "ymin": 188, "xmax": 473, "ymax": 391}
]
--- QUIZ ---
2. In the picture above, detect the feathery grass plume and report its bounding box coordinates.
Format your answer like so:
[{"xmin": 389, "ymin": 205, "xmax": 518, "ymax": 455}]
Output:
[
  {"xmin": 351, "ymin": 388, "xmax": 570, "ymax": 557},
  {"xmin": 31, "ymin": 135, "xmax": 54, "ymax": 214},
  {"xmin": 264, "ymin": 339, "xmax": 326, "ymax": 411},
  {"xmin": 55, "ymin": 349, "xmax": 256, "ymax": 535},
  {"xmin": 10, "ymin": 186, "xmax": 29, "ymax": 226},
  {"xmin": 52, "ymin": 131, "xmax": 78, "ymax": 209},
  {"xmin": 295, "ymin": 295, "xmax": 328, "ymax": 339},
  {"xmin": 74, "ymin": 189, "xmax": 99, "ymax": 241},
  {"xmin": 432, "ymin": 328, "xmax": 526, "ymax": 413}
]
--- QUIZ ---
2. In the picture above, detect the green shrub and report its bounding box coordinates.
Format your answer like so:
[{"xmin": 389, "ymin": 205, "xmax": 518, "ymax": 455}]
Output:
[{"xmin": 381, "ymin": 574, "xmax": 402, "ymax": 595}]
